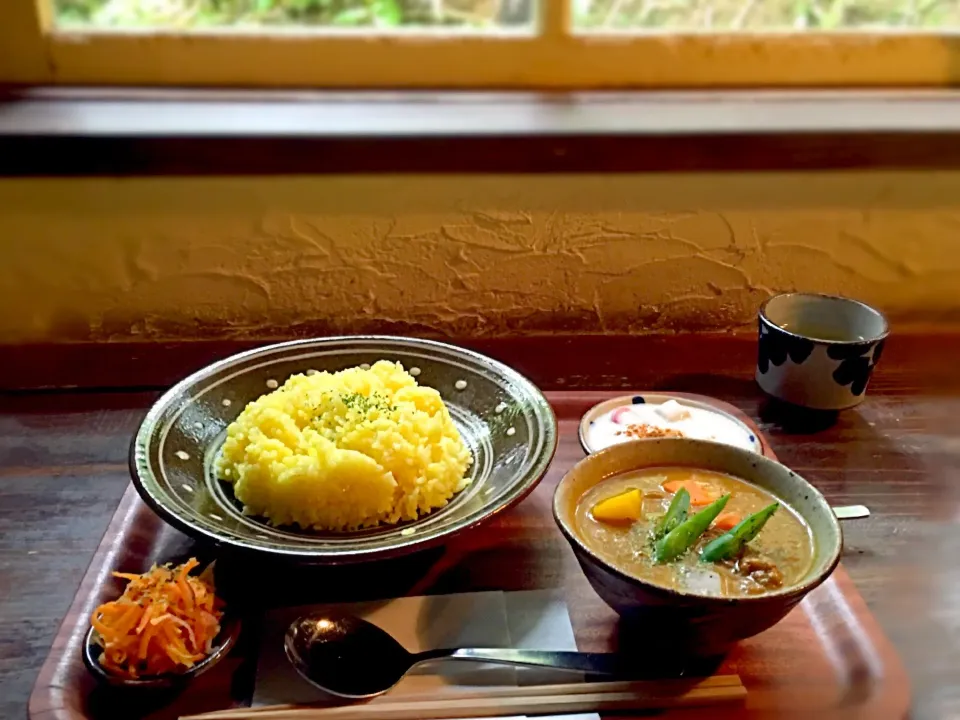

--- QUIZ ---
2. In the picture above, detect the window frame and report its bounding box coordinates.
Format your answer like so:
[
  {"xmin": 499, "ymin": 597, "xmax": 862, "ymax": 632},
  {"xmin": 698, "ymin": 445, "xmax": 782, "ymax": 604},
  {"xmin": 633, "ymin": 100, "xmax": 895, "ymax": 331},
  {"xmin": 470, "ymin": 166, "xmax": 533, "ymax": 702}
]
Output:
[{"xmin": 3, "ymin": 0, "xmax": 960, "ymax": 88}]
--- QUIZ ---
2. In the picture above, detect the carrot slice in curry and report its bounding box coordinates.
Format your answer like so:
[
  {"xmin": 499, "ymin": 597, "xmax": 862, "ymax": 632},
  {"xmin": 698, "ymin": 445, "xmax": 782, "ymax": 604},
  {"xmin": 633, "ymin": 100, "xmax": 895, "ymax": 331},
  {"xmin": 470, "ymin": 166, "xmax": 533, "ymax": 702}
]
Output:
[
  {"xmin": 662, "ymin": 479, "xmax": 721, "ymax": 506},
  {"xmin": 712, "ymin": 511, "xmax": 742, "ymax": 531}
]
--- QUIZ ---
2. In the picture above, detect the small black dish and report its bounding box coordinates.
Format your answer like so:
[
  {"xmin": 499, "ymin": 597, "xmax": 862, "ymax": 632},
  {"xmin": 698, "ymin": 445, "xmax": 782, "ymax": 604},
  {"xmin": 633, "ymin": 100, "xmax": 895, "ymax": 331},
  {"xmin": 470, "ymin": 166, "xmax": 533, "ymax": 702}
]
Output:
[{"xmin": 82, "ymin": 615, "xmax": 241, "ymax": 690}]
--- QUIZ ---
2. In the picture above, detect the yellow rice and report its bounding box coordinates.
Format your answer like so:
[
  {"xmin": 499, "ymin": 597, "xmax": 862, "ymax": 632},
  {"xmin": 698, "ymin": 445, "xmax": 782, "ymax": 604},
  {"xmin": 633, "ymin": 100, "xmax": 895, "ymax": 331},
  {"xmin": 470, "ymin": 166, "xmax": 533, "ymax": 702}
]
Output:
[{"xmin": 215, "ymin": 361, "xmax": 473, "ymax": 531}]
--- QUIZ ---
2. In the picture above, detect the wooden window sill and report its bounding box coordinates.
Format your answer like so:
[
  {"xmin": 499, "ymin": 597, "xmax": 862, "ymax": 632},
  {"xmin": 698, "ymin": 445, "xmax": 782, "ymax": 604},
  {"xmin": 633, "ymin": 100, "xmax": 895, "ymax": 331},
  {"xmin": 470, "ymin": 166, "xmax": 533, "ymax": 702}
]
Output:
[{"xmin": 3, "ymin": 88, "xmax": 960, "ymax": 174}]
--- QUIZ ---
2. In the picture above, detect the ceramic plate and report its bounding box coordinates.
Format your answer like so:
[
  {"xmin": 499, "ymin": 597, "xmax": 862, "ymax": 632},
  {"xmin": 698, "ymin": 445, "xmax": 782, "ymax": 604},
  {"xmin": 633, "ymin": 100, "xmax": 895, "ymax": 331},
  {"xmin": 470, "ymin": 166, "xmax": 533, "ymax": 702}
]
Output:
[
  {"xmin": 578, "ymin": 393, "xmax": 763, "ymax": 456},
  {"xmin": 130, "ymin": 336, "xmax": 557, "ymax": 562}
]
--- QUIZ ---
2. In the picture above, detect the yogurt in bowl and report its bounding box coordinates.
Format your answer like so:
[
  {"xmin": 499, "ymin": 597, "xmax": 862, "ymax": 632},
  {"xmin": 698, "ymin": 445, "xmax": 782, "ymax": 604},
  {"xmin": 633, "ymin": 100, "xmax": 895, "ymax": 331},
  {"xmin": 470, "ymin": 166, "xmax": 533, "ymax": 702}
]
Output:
[{"xmin": 579, "ymin": 393, "xmax": 763, "ymax": 455}]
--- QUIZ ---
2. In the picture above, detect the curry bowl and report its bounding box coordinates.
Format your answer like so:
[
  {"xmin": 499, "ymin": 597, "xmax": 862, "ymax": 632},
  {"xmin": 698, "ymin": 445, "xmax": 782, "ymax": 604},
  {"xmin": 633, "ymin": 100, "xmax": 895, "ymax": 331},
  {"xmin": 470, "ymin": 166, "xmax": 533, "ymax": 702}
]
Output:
[
  {"xmin": 130, "ymin": 336, "xmax": 557, "ymax": 563},
  {"xmin": 553, "ymin": 438, "xmax": 842, "ymax": 655}
]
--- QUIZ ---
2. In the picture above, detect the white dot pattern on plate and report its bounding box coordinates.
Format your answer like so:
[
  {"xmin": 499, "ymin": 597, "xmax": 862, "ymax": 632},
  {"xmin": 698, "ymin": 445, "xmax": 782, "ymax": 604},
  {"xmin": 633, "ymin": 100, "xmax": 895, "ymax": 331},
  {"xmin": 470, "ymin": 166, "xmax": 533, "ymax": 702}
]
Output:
[
  {"xmin": 209, "ymin": 513, "xmax": 224, "ymax": 521},
  {"xmin": 181, "ymin": 484, "xmax": 194, "ymax": 493},
  {"xmin": 455, "ymin": 379, "xmax": 468, "ymax": 390},
  {"xmin": 495, "ymin": 402, "xmax": 508, "ymax": 413},
  {"xmin": 409, "ymin": 367, "xmax": 421, "ymax": 376},
  {"xmin": 360, "ymin": 363, "xmax": 371, "ymax": 370},
  {"xmin": 222, "ymin": 399, "xmax": 232, "ymax": 407},
  {"xmin": 506, "ymin": 427, "xmax": 516, "ymax": 436},
  {"xmin": 266, "ymin": 378, "xmax": 279, "ymax": 389},
  {"xmin": 175, "ymin": 450, "xmax": 190, "ymax": 461},
  {"xmin": 400, "ymin": 528, "xmax": 415, "ymax": 536}
]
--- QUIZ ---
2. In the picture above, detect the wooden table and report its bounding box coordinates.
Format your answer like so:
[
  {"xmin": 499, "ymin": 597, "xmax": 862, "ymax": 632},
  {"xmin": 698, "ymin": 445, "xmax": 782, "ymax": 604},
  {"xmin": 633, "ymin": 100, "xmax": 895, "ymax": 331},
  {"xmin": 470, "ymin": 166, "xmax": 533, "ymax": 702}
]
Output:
[{"xmin": 1, "ymin": 334, "xmax": 958, "ymax": 719}]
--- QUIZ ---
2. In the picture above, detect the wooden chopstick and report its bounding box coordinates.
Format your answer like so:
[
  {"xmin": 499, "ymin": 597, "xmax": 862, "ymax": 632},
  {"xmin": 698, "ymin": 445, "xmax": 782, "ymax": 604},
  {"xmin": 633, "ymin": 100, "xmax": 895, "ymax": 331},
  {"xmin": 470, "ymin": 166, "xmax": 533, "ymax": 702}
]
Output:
[
  {"xmin": 179, "ymin": 675, "xmax": 745, "ymax": 720},
  {"xmin": 190, "ymin": 675, "xmax": 743, "ymax": 716},
  {"xmin": 185, "ymin": 675, "xmax": 744, "ymax": 717}
]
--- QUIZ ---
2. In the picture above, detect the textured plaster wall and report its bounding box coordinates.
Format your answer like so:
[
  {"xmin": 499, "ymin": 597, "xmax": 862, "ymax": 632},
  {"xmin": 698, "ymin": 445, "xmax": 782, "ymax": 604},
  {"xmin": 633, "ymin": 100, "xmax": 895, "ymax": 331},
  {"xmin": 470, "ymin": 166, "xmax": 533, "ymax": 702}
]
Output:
[{"xmin": 1, "ymin": 172, "xmax": 958, "ymax": 343}]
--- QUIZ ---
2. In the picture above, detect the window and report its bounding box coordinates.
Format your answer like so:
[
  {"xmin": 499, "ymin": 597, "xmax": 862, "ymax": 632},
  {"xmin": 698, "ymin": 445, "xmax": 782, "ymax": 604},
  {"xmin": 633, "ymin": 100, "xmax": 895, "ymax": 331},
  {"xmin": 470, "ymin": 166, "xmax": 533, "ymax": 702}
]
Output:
[
  {"xmin": 2, "ymin": 0, "xmax": 960, "ymax": 88},
  {"xmin": 574, "ymin": 0, "xmax": 960, "ymax": 30}
]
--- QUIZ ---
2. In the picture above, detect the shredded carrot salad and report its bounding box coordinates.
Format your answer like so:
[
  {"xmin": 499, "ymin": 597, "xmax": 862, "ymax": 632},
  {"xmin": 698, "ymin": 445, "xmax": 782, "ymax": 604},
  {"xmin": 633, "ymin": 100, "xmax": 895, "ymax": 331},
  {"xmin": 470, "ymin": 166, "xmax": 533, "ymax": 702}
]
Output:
[{"xmin": 90, "ymin": 558, "xmax": 224, "ymax": 678}]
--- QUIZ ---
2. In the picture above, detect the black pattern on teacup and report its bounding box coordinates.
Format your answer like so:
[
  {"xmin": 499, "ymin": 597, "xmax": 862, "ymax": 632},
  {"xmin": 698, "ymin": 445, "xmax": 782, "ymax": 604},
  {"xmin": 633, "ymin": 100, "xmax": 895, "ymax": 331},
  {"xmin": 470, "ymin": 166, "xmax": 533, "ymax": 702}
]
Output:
[
  {"xmin": 757, "ymin": 322, "xmax": 816, "ymax": 374},
  {"xmin": 827, "ymin": 340, "xmax": 885, "ymax": 396}
]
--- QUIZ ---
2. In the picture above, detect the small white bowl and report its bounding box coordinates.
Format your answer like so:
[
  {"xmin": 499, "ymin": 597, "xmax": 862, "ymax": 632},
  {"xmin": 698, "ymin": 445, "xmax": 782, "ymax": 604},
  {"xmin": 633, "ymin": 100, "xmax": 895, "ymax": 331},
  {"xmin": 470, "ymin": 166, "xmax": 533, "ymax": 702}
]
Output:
[{"xmin": 578, "ymin": 393, "xmax": 763, "ymax": 456}]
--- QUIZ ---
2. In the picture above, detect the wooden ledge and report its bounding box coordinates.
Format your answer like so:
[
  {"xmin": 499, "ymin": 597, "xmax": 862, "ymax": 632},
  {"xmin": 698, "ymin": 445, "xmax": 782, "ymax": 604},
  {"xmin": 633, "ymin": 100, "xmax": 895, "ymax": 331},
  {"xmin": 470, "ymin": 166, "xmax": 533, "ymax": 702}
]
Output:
[
  {"xmin": 4, "ymin": 88, "xmax": 960, "ymax": 174},
  {"xmin": 2, "ymin": 332, "xmax": 956, "ymax": 392}
]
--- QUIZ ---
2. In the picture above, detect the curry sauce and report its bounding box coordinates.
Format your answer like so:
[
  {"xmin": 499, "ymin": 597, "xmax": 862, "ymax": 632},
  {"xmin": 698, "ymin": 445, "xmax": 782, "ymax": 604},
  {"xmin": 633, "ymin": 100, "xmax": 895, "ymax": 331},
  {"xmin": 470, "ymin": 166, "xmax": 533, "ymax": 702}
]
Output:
[{"xmin": 574, "ymin": 467, "xmax": 814, "ymax": 597}]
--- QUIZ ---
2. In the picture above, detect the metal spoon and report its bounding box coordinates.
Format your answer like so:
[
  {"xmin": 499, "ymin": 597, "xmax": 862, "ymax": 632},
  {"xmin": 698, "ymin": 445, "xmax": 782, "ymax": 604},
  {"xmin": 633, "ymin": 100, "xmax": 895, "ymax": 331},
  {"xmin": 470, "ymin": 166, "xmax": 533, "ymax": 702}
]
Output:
[{"xmin": 284, "ymin": 612, "xmax": 625, "ymax": 699}]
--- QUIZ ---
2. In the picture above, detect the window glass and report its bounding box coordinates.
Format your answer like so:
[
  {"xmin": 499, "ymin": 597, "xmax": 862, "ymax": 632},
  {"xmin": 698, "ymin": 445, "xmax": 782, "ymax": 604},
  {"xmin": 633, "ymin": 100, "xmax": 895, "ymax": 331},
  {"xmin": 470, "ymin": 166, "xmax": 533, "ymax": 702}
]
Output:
[
  {"xmin": 573, "ymin": 0, "xmax": 960, "ymax": 31},
  {"xmin": 54, "ymin": 0, "xmax": 535, "ymax": 29}
]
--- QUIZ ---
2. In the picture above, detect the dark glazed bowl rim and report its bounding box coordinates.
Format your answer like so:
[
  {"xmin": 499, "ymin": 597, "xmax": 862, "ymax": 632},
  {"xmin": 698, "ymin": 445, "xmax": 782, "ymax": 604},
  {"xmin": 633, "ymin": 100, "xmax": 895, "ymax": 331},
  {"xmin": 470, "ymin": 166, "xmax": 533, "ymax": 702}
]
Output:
[
  {"xmin": 553, "ymin": 438, "xmax": 843, "ymax": 605},
  {"xmin": 759, "ymin": 292, "xmax": 889, "ymax": 346}
]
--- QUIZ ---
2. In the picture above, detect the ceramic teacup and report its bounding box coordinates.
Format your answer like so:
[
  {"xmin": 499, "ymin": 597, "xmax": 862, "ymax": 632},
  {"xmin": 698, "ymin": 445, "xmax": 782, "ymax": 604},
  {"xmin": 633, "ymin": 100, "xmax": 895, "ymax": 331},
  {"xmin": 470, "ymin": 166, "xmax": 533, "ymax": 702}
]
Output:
[{"xmin": 755, "ymin": 293, "xmax": 888, "ymax": 411}]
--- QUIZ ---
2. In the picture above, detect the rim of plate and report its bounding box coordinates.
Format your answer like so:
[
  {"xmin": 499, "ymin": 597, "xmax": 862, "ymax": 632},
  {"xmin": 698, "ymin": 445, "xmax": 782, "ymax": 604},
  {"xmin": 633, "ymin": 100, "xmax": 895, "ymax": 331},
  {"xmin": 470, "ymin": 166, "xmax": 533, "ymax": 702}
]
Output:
[{"xmin": 129, "ymin": 336, "xmax": 558, "ymax": 561}]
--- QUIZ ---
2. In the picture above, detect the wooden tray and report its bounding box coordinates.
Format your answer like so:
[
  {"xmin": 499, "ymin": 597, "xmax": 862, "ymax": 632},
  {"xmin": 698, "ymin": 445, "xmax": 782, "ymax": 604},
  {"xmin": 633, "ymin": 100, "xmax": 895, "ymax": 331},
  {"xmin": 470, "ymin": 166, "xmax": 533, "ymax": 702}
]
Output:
[{"xmin": 29, "ymin": 391, "xmax": 910, "ymax": 720}]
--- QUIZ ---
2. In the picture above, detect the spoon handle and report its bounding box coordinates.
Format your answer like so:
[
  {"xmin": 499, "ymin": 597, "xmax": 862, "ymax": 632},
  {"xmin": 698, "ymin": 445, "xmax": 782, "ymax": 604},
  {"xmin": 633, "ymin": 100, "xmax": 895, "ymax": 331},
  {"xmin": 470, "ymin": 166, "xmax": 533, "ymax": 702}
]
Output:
[
  {"xmin": 416, "ymin": 648, "xmax": 624, "ymax": 675},
  {"xmin": 833, "ymin": 504, "xmax": 870, "ymax": 520}
]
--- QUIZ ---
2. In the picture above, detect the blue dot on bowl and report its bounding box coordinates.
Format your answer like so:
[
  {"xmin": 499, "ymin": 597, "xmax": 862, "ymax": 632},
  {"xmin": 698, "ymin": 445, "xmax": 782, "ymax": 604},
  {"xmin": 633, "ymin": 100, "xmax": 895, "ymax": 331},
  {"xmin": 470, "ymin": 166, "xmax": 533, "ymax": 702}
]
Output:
[
  {"xmin": 589, "ymin": 420, "xmax": 595, "ymax": 425},
  {"xmin": 749, "ymin": 434, "xmax": 756, "ymax": 443},
  {"xmin": 632, "ymin": 396, "xmax": 645, "ymax": 404}
]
